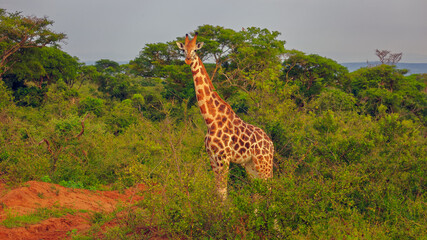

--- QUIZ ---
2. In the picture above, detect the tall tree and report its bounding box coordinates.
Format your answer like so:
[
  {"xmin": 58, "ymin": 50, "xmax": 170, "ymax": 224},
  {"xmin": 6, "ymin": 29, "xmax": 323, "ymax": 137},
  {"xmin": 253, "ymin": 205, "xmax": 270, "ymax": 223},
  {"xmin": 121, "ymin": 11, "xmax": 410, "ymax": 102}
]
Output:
[
  {"xmin": 221, "ymin": 27, "xmax": 286, "ymax": 93},
  {"xmin": 0, "ymin": 9, "xmax": 66, "ymax": 77},
  {"xmin": 3, "ymin": 47, "xmax": 79, "ymax": 89},
  {"xmin": 94, "ymin": 59, "xmax": 120, "ymax": 73},
  {"xmin": 129, "ymin": 25, "xmax": 286, "ymax": 107},
  {"xmin": 282, "ymin": 50, "xmax": 349, "ymax": 100},
  {"xmin": 129, "ymin": 42, "xmax": 181, "ymax": 78},
  {"xmin": 348, "ymin": 64, "xmax": 427, "ymax": 120}
]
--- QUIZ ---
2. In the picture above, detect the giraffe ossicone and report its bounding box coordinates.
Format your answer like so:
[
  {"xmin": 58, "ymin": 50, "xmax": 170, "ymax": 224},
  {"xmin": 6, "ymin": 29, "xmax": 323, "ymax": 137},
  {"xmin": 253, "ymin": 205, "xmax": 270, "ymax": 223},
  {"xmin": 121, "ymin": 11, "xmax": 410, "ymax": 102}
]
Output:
[{"xmin": 177, "ymin": 32, "xmax": 274, "ymax": 200}]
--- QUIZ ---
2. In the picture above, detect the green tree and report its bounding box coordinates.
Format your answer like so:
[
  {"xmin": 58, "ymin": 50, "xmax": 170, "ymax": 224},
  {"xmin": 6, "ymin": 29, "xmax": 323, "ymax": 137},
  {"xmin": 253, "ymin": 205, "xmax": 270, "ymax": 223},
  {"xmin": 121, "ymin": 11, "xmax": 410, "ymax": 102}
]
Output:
[
  {"xmin": 129, "ymin": 42, "xmax": 194, "ymax": 106},
  {"xmin": 282, "ymin": 50, "xmax": 349, "ymax": 101},
  {"xmin": 184, "ymin": 25, "xmax": 242, "ymax": 81},
  {"xmin": 348, "ymin": 64, "xmax": 427, "ymax": 121},
  {"xmin": 94, "ymin": 59, "xmax": 120, "ymax": 73},
  {"xmin": 349, "ymin": 64, "xmax": 407, "ymax": 96},
  {"xmin": 3, "ymin": 47, "xmax": 78, "ymax": 88},
  {"xmin": 2, "ymin": 47, "xmax": 78, "ymax": 106},
  {"xmin": 180, "ymin": 26, "xmax": 286, "ymax": 96},
  {"xmin": 130, "ymin": 25, "xmax": 286, "ymax": 107},
  {"xmin": 76, "ymin": 64, "xmax": 99, "ymax": 88},
  {"xmin": 402, "ymin": 73, "xmax": 427, "ymax": 122},
  {"xmin": 160, "ymin": 64, "xmax": 193, "ymax": 102},
  {"xmin": 96, "ymin": 72, "xmax": 141, "ymax": 101},
  {"xmin": 220, "ymin": 27, "xmax": 286, "ymax": 93},
  {"xmin": 0, "ymin": 9, "xmax": 66, "ymax": 77},
  {"xmin": 129, "ymin": 43, "xmax": 180, "ymax": 77}
]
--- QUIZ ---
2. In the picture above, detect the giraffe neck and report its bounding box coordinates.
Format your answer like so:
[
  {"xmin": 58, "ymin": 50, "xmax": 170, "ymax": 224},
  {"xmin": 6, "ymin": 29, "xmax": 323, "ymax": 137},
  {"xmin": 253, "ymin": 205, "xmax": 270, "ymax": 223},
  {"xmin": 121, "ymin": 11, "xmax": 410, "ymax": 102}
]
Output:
[{"xmin": 190, "ymin": 55, "xmax": 235, "ymax": 127}]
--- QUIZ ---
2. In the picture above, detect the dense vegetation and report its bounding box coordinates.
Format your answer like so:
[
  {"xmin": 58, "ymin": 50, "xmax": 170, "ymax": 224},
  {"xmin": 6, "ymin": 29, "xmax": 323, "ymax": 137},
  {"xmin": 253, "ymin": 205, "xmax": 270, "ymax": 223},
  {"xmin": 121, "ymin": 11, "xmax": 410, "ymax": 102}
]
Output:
[{"xmin": 1, "ymin": 10, "xmax": 426, "ymax": 239}]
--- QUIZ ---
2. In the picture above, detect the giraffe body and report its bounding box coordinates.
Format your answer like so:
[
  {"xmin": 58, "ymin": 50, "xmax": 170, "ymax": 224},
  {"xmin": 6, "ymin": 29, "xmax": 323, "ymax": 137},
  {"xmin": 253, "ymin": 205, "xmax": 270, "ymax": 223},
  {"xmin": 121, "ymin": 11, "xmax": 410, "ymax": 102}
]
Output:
[{"xmin": 177, "ymin": 33, "xmax": 274, "ymax": 199}]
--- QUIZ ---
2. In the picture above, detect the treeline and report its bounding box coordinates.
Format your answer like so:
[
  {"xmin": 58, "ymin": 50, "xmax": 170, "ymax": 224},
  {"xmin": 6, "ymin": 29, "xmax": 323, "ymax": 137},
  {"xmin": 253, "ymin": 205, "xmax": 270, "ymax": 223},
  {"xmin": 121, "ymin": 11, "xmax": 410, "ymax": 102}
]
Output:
[{"xmin": 1, "ymin": 10, "xmax": 426, "ymax": 239}]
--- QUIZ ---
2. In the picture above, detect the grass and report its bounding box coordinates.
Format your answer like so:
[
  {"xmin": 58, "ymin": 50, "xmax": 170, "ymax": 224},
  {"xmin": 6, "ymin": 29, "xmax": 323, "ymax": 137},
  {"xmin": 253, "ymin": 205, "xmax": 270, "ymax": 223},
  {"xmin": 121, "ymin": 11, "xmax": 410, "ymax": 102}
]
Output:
[{"xmin": 1, "ymin": 206, "xmax": 83, "ymax": 228}]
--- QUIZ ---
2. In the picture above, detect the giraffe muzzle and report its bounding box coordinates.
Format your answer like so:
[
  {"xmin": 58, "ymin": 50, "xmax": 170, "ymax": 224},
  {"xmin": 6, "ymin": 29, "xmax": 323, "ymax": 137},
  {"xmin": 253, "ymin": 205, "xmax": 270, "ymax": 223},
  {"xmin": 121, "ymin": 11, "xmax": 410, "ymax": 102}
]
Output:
[{"xmin": 185, "ymin": 57, "xmax": 192, "ymax": 65}]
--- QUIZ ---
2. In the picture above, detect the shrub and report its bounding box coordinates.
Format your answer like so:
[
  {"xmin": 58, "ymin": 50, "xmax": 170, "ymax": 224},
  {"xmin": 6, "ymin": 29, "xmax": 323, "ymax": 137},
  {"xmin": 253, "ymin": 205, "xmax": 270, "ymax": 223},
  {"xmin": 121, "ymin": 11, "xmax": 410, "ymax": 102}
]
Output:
[
  {"xmin": 0, "ymin": 80, "xmax": 14, "ymax": 109},
  {"xmin": 310, "ymin": 87, "xmax": 356, "ymax": 113},
  {"xmin": 78, "ymin": 96, "xmax": 104, "ymax": 117},
  {"xmin": 105, "ymin": 99, "xmax": 139, "ymax": 135},
  {"xmin": 14, "ymin": 86, "xmax": 47, "ymax": 107}
]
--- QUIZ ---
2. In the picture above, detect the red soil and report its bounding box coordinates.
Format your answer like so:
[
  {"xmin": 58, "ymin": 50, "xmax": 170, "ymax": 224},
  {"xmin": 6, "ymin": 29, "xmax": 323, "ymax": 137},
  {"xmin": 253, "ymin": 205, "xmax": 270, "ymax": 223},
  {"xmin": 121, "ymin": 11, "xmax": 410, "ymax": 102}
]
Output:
[{"xmin": 0, "ymin": 181, "xmax": 145, "ymax": 240}]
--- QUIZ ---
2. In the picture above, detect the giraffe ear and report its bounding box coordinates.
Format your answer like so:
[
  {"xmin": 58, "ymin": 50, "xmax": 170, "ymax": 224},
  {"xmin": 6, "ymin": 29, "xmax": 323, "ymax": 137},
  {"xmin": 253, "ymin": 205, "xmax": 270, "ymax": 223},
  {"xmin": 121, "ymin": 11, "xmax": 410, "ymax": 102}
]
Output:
[
  {"xmin": 176, "ymin": 42, "xmax": 185, "ymax": 50},
  {"xmin": 195, "ymin": 42, "xmax": 204, "ymax": 50}
]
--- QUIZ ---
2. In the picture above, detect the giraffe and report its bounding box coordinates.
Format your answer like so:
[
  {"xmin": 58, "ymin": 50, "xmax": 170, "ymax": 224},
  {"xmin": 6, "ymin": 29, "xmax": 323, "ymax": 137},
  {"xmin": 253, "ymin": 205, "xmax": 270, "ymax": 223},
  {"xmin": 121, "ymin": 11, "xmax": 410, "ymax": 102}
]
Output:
[{"xmin": 176, "ymin": 32, "xmax": 274, "ymax": 200}]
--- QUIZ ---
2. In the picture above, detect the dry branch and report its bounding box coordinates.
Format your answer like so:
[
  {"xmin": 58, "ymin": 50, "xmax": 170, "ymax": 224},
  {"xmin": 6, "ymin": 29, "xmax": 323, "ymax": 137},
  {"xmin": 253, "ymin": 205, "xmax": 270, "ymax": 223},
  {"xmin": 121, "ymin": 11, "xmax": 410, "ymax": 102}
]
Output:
[
  {"xmin": 38, "ymin": 139, "xmax": 53, "ymax": 154},
  {"xmin": 375, "ymin": 49, "xmax": 402, "ymax": 65},
  {"xmin": 38, "ymin": 114, "xmax": 89, "ymax": 174},
  {"xmin": 74, "ymin": 113, "xmax": 89, "ymax": 139}
]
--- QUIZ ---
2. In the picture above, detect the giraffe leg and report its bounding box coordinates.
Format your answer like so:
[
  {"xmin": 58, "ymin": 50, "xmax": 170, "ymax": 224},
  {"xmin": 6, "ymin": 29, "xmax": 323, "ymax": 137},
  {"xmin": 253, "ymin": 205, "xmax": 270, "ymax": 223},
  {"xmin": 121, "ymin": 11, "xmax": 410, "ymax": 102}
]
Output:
[
  {"xmin": 265, "ymin": 158, "xmax": 274, "ymax": 179},
  {"xmin": 210, "ymin": 155, "xmax": 230, "ymax": 200},
  {"xmin": 245, "ymin": 154, "xmax": 280, "ymax": 232},
  {"xmin": 246, "ymin": 155, "xmax": 273, "ymax": 180},
  {"xmin": 243, "ymin": 159, "xmax": 260, "ymax": 179}
]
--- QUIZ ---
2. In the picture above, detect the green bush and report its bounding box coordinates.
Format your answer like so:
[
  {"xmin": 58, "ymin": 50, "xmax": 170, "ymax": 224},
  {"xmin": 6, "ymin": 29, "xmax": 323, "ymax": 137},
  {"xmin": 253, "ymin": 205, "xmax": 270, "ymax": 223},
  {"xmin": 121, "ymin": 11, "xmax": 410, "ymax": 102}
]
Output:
[
  {"xmin": 78, "ymin": 96, "xmax": 104, "ymax": 117},
  {"xmin": 0, "ymin": 25, "xmax": 426, "ymax": 239},
  {"xmin": 14, "ymin": 86, "xmax": 47, "ymax": 107},
  {"xmin": 0, "ymin": 80, "xmax": 14, "ymax": 109},
  {"xmin": 310, "ymin": 87, "xmax": 356, "ymax": 113},
  {"xmin": 105, "ymin": 99, "xmax": 139, "ymax": 135}
]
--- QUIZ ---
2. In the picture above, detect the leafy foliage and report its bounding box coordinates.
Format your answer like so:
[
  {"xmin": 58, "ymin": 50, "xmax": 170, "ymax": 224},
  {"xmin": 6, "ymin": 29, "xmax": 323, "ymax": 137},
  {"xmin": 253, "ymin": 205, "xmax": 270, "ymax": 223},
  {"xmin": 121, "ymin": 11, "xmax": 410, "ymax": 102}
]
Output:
[
  {"xmin": 0, "ymin": 79, "xmax": 13, "ymax": 109},
  {"xmin": 2, "ymin": 47, "xmax": 78, "ymax": 107},
  {"xmin": 94, "ymin": 59, "xmax": 120, "ymax": 73},
  {"xmin": 349, "ymin": 65, "xmax": 426, "ymax": 121},
  {"xmin": 78, "ymin": 96, "xmax": 104, "ymax": 117},
  {"xmin": 5, "ymin": 47, "xmax": 78, "ymax": 85},
  {"xmin": 0, "ymin": 9, "xmax": 66, "ymax": 76},
  {"xmin": 283, "ymin": 50, "xmax": 349, "ymax": 104},
  {"xmin": 0, "ymin": 22, "xmax": 425, "ymax": 239}
]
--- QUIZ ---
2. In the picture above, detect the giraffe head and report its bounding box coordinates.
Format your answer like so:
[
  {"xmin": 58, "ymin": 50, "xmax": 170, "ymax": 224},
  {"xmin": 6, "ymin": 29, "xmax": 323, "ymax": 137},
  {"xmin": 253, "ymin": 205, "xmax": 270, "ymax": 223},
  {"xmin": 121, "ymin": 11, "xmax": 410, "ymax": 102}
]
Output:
[{"xmin": 176, "ymin": 32, "xmax": 204, "ymax": 65}]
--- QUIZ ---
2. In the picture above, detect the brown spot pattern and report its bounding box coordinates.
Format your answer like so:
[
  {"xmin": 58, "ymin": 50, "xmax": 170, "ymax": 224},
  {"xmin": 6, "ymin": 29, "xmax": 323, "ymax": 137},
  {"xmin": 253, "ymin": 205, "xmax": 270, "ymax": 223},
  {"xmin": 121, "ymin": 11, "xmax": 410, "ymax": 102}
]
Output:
[
  {"xmin": 192, "ymin": 69, "xmax": 199, "ymax": 75},
  {"xmin": 185, "ymin": 51, "xmax": 274, "ymax": 197},
  {"xmin": 218, "ymin": 104, "xmax": 226, "ymax": 113},
  {"xmin": 200, "ymin": 104, "xmax": 207, "ymax": 114},
  {"xmin": 206, "ymin": 118, "xmax": 213, "ymax": 125},
  {"xmin": 195, "ymin": 76, "xmax": 203, "ymax": 86}
]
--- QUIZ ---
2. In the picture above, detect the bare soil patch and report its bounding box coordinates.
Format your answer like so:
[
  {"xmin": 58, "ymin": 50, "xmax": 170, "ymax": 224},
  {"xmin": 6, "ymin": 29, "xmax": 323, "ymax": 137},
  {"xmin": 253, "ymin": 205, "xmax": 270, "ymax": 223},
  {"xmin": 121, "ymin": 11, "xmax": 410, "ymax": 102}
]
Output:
[{"xmin": 0, "ymin": 181, "xmax": 144, "ymax": 240}]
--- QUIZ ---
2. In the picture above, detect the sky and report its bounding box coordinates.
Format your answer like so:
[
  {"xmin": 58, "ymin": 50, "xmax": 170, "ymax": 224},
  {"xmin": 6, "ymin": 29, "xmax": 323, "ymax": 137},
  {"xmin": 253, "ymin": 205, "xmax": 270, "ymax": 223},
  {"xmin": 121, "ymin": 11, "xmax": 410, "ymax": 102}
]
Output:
[{"xmin": 2, "ymin": 0, "xmax": 427, "ymax": 63}]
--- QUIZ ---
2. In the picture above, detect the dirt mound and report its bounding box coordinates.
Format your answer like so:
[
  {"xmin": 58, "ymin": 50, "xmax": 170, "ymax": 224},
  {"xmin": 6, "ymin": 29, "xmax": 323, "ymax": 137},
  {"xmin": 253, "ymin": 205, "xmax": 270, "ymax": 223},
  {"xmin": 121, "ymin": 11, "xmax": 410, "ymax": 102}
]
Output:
[{"xmin": 0, "ymin": 181, "xmax": 145, "ymax": 240}]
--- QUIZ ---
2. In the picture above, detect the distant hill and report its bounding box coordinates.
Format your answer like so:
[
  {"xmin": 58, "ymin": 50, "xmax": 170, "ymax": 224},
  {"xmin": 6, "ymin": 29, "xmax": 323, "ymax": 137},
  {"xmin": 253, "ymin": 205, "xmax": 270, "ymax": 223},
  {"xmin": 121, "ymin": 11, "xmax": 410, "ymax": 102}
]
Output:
[
  {"xmin": 341, "ymin": 62, "xmax": 427, "ymax": 74},
  {"xmin": 83, "ymin": 60, "xmax": 130, "ymax": 66}
]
